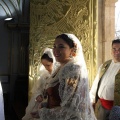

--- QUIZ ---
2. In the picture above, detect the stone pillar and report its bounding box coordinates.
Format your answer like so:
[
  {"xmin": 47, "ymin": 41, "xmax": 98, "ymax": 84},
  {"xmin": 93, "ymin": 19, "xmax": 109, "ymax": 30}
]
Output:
[
  {"xmin": 98, "ymin": 0, "xmax": 116, "ymax": 67},
  {"xmin": 104, "ymin": 0, "xmax": 116, "ymax": 60}
]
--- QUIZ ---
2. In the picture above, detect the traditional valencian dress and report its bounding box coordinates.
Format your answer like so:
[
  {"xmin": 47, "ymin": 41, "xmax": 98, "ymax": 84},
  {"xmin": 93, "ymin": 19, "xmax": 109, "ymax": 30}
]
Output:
[
  {"xmin": 22, "ymin": 68, "xmax": 52, "ymax": 120},
  {"xmin": 22, "ymin": 48, "xmax": 59, "ymax": 120},
  {"xmin": 37, "ymin": 59, "xmax": 96, "ymax": 120},
  {"xmin": 0, "ymin": 81, "xmax": 5, "ymax": 120},
  {"xmin": 22, "ymin": 60, "xmax": 59, "ymax": 120}
]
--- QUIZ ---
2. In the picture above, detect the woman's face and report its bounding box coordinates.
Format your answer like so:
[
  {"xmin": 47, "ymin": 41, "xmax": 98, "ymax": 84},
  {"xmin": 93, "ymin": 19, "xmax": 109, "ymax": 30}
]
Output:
[
  {"xmin": 53, "ymin": 38, "xmax": 74, "ymax": 65},
  {"xmin": 41, "ymin": 59, "xmax": 53, "ymax": 73}
]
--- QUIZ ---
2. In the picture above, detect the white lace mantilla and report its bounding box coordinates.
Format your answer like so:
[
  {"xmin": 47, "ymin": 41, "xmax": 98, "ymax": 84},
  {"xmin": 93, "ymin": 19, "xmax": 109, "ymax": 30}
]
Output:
[{"xmin": 38, "ymin": 60, "xmax": 96, "ymax": 120}]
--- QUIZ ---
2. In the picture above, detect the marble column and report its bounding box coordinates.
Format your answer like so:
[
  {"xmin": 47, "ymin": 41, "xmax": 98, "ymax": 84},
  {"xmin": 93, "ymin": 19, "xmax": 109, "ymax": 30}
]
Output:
[{"xmin": 98, "ymin": 0, "xmax": 116, "ymax": 67}]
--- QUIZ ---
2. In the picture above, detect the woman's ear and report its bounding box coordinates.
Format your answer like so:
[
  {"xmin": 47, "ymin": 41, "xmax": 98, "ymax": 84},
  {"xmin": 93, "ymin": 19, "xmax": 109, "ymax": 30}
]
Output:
[{"xmin": 71, "ymin": 48, "xmax": 76, "ymax": 57}]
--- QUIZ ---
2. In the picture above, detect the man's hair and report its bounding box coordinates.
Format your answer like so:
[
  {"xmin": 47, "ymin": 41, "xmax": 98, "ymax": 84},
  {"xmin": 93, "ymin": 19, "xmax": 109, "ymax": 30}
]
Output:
[{"xmin": 112, "ymin": 39, "xmax": 120, "ymax": 45}]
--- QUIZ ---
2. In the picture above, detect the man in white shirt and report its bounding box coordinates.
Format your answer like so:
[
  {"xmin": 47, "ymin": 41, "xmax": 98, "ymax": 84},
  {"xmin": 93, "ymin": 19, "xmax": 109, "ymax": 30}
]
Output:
[{"xmin": 90, "ymin": 39, "xmax": 120, "ymax": 120}]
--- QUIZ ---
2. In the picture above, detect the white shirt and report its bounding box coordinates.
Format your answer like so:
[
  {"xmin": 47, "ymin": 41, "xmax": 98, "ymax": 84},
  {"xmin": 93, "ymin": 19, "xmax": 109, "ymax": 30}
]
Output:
[{"xmin": 90, "ymin": 60, "xmax": 120, "ymax": 103}]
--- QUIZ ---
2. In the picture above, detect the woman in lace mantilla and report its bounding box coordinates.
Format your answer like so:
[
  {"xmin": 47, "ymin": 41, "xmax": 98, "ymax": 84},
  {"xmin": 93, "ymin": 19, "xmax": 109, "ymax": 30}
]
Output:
[
  {"xmin": 22, "ymin": 48, "xmax": 59, "ymax": 120},
  {"xmin": 31, "ymin": 33, "xmax": 96, "ymax": 120}
]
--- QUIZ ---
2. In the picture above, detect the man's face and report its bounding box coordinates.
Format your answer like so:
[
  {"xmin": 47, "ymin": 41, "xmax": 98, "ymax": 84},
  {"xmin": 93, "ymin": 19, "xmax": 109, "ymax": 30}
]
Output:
[{"xmin": 111, "ymin": 43, "xmax": 120, "ymax": 62}]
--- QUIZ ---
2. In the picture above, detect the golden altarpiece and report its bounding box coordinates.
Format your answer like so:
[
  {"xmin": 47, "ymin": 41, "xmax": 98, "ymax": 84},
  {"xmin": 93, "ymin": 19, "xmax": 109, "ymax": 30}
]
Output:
[{"xmin": 29, "ymin": 0, "xmax": 115, "ymax": 99}]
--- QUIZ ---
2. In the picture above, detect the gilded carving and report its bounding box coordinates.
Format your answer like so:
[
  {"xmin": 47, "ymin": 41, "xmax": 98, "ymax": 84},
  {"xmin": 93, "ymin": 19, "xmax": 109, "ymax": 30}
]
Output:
[
  {"xmin": 0, "ymin": 0, "xmax": 22, "ymax": 17},
  {"xmin": 29, "ymin": 0, "xmax": 97, "ymax": 98}
]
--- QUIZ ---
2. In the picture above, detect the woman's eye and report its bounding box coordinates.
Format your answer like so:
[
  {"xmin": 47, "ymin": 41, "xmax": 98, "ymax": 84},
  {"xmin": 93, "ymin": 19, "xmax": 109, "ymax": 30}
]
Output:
[
  {"xmin": 53, "ymin": 45, "xmax": 66, "ymax": 49},
  {"xmin": 59, "ymin": 46, "xmax": 65, "ymax": 48}
]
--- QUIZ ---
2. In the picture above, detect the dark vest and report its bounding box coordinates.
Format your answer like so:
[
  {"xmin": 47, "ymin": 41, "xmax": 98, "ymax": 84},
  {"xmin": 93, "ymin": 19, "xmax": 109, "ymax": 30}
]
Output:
[{"xmin": 95, "ymin": 60, "xmax": 120, "ymax": 106}]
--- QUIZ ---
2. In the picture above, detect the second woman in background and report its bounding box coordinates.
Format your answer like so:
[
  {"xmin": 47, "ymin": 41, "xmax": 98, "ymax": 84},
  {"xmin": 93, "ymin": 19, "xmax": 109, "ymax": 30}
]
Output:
[{"xmin": 22, "ymin": 48, "xmax": 59, "ymax": 120}]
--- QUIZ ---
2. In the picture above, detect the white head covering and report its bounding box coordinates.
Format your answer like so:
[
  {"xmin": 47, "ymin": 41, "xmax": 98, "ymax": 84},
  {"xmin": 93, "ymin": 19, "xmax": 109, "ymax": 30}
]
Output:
[
  {"xmin": 64, "ymin": 33, "xmax": 88, "ymax": 76},
  {"xmin": 43, "ymin": 48, "xmax": 55, "ymax": 63},
  {"xmin": 31, "ymin": 48, "xmax": 59, "ymax": 94},
  {"xmin": 39, "ymin": 47, "xmax": 59, "ymax": 73},
  {"xmin": 64, "ymin": 33, "xmax": 86, "ymax": 63},
  {"xmin": 58, "ymin": 33, "xmax": 96, "ymax": 119},
  {"xmin": 60, "ymin": 33, "xmax": 96, "ymax": 119}
]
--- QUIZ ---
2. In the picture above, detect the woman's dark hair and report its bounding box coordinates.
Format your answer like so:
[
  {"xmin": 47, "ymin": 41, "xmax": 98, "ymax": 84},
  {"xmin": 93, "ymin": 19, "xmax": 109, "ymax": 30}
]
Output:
[
  {"xmin": 41, "ymin": 53, "xmax": 53, "ymax": 63},
  {"xmin": 56, "ymin": 34, "xmax": 74, "ymax": 48},
  {"xmin": 112, "ymin": 39, "xmax": 120, "ymax": 45}
]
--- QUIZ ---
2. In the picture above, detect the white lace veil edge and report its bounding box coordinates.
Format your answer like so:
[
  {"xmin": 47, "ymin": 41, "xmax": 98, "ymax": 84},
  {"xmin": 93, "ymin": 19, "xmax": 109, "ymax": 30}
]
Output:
[
  {"xmin": 63, "ymin": 33, "xmax": 96, "ymax": 119},
  {"xmin": 39, "ymin": 47, "xmax": 56, "ymax": 72},
  {"xmin": 64, "ymin": 33, "xmax": 87, "ymax": 69},
  {"xmin": 43, "ymin": 48, "xmax": 55, "ymax": 63}
]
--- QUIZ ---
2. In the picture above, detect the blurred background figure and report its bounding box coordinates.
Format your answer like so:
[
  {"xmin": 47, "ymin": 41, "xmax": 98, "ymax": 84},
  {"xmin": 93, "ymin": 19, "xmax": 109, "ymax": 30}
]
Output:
[{"xmin": 22, "ymin": 48, "xmax": 59, "ymax": 120}]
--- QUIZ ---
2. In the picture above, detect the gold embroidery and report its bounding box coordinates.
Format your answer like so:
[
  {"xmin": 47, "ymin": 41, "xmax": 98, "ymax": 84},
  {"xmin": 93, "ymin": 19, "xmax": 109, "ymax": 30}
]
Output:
[{"xmin": 67, "ymin": 78, "xmax": 77, "ymax": 88}]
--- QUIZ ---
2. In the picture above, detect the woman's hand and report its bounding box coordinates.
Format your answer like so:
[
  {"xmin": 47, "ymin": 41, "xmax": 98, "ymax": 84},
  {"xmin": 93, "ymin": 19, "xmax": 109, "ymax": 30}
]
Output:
[
  {"xmin": 36, "ymin": 95, "xmax": 43, "ymax": 102},
  {"xmin": 30, "ymin": 111, "xmax": 40, "ymax": 118}
]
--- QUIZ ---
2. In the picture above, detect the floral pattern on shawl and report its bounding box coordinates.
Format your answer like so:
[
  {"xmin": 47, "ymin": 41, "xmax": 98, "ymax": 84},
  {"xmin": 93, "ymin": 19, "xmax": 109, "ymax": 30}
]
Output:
[{"xmin": 38, "ymin": 60, "xmax": 96, "ymax": 120}]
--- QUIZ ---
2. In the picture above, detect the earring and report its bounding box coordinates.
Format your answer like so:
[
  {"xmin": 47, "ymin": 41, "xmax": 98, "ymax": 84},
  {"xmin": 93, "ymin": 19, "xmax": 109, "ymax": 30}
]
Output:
[
  {"xmin": 72, "ymin": 52, "xmax": 76, "ymax": 57},
  {"xmin": 69, "ymin": 54, "xmax": 73, "ymax": 58}
]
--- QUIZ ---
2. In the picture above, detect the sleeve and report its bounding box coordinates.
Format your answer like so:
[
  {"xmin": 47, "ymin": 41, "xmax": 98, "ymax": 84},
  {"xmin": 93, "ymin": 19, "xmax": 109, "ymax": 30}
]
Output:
[
  {"xmin": 31, "ymin": 71, "xmax": 50, "ymax": 98},
  {"xmin": 89, "ymin": 64, "xmax": 103, "ymax": 103},
  {"xmin": 34, "ymin": 77, "xmax": 46, "ymax": 97},
  {"xmin": 59, "ymin": 64, "xmax": 80, "ymax": 107},
  {"xmin": 25, "ymin": 72, "xmax": 50, "ymax": 115}
]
